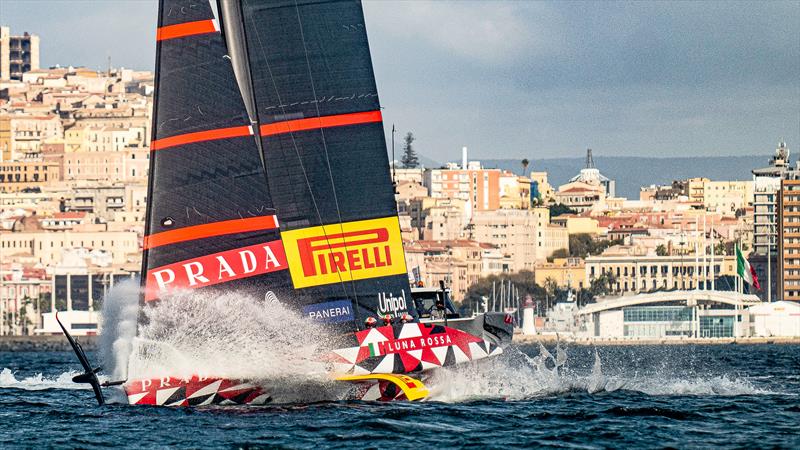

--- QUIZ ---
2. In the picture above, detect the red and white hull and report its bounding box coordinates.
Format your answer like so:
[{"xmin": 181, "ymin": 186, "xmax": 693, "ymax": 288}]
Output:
[{"xmin": 124, "ymin": 322, "xmax": 503, "ymax": 406}]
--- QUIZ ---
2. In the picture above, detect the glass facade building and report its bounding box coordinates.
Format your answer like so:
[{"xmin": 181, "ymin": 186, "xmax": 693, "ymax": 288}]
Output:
[{"xmin": 621, "ymin": 305, "xmax": 736, "ymax": 338}]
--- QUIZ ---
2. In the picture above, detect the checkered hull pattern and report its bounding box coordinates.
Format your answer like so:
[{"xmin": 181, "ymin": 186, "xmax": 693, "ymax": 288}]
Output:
[
  {"xmin": 327, "ymin": 323, "xmax": 503, "ymax": 376},
  {"xmin": 124, "ymin": 324, "xmax": 501, "ymax": 406},
  {"xmin": 125, "ymin": 377, "xmax": 271, "ymax": 406}
]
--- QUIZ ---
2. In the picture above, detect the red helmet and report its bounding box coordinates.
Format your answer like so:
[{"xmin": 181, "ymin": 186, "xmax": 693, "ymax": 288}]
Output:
[{"xmin": 364, "ymin": 317, "xmax": 377, "ymax": 328}]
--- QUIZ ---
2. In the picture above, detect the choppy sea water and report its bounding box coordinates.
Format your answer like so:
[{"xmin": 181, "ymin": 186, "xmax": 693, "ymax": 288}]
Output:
[{"xmin": 1, "ymin": 344, "xmax": 798, "ymax": 449}]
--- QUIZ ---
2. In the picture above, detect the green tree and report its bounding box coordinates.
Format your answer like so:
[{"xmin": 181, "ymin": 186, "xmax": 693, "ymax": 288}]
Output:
[
  {"xmin": 548, "ymin": 248, "xmax": 569, "ymax": 262},
  {"xmin": 400, "ymin": 132, "xmax": 419, "ymax": 168},
  {"xmin": 550, "ymin": 203, "xmax": 577, "ymax": 217},
  {"xmin": 568, "ymin": 233, "xmax": 623, "ymax": 258},
  {"xmin": 656, "ymin": 244, "xmax": 668, "ymax": 256},
  {"xmin": 521, "ymin": 158, "xmax": 530, "ymax": 176},
  {"xmin": 543, "ymin": 277, "xmax": 559, "ymax": 310},
  {"xmin": 588, "ymin": 271, "xmax": 617, "ymax": 297}
]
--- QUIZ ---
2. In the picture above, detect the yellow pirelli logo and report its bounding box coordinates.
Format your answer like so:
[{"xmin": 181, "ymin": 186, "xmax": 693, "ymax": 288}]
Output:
[{"xmin": 281, "ymin": 216, "xmax": 407, "ymax": 289}]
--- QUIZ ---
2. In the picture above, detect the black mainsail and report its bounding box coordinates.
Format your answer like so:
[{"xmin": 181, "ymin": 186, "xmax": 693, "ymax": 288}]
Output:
[
  {"xmin": 141, "ymin": 0, "xmax": 412, "ymax": 334},
  {"xmin": 142, "ymin": 0, "xmax": 287, "ymax": 304}
]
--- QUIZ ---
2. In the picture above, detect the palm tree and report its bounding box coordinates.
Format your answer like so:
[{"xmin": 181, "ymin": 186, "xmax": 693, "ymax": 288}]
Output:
[
  {"xmin": 544, "ymin": 277, "xmax": 558, "ymax": 310},
  {"xmin": 521, "ymin": 158, "xmax": 530, "ymax": 176}
]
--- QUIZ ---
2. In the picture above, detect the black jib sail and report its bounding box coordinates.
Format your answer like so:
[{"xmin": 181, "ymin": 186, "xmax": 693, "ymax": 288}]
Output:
[{"xmin": 142, "ymin": 0, "xmax": 413, "ymax": 333}]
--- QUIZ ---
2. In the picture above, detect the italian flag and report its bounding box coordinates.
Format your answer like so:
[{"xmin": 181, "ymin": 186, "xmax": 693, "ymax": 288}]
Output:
[{"xmin": 736, "ymin": 245, "xmax": 760, "ymax": 290}]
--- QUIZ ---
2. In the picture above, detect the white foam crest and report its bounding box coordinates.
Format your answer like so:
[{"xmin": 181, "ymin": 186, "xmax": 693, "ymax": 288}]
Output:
[
  {"xmin": 0, "ymin": 368, "xmax": 102, "ymax": 391},
  {"xmin": 98, "ymin": 278, "xmax": 140, "ymax": 381},
  {"xmin": 126, "ymin": 290, "xmax": 334, "ymax": 384},
  {"xmin": 425, "ymin": 344, "xmax": 772, "ymax": 402}
]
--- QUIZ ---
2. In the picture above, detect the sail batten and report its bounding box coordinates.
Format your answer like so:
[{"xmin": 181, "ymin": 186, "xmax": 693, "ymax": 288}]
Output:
[
  {"xmin": 156, "ymin": 19, "xmax": 219, "ymax": 41},
  {"xmin": 143, "ymin": 214, "xmax": 279, "ymax": 249}
]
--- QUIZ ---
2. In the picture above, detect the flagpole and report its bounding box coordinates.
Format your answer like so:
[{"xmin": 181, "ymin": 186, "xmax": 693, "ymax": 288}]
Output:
[
  {"xmin": 710, "ymin": 215, "xmax": 715, "ymax": 291},
  {"xmin": 694, "ymin": 216, "xmax": 700, "ymax": 290},
  {"xmin": 703, "ymin": 214, "xmax": 707, "ymax": 290}
]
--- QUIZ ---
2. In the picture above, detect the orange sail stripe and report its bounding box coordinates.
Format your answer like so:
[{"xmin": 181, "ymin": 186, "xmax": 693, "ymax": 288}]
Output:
[
  {"xmin": 260, "ymin": 110, "xmax": 383, "ymax": 137},
  {"xmin": 150, "ymin": 125, "xmax": 252, "ymax": 151},
  {"xmin": 156, "ymin": 19, "xmax": 218, "ymax": 41},
  {"xmin": 150, "ymin": 111, "xmax": 381, "ymax": 151},
  {"xmin": 143, "ymin": 215, "xmax": 279, "ymax": 250}
]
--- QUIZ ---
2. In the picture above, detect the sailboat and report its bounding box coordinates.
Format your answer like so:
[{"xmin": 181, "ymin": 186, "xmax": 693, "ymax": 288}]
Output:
[{"xmin": 64, "ymin": 0, "xmax": 512, "ymax": 406}]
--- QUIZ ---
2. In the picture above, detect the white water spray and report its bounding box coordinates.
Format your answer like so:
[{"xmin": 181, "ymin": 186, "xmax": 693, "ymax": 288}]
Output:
[
  {"xmin": 126, "ymin": 290, "xmax": 334, "ymax": 385},
  {"xmin": 424, "ymin": 344, "xmax": 773, "ymax": 402},
  {"xmin": 0, "ymin": 368, "xmax": 105, "ymax": 391},
  {"xmin": 98, "ymin": 278, "xmax": 140, "ymax": 381}
]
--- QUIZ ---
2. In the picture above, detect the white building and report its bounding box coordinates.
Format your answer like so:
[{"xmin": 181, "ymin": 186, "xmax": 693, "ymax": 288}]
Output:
[
  {"xmin": 38, "ymin": 310, "xmax": 99, "ymax": 336},
  {"xmin": 749, "ymin": 301, "xmax": 800, "ymax": 337},
  {"xmin": 578, "ymin": 290, "xmax": 762, "ymax": 339}
]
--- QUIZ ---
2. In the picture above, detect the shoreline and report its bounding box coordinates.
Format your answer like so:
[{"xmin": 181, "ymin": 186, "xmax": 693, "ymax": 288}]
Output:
[
  {"xmin": 513, "ymin": 334, "xmax": 800, "ymax": 346},
  {"xmin": 0, "ymin": 335, "xmax": 98, "ymax": 352},
  {"xmin": 2, "ymin": 334, "xmax": 799, "ymax": 352}
]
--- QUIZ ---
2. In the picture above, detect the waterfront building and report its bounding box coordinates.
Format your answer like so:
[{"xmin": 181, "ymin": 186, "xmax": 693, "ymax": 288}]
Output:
[
  {"xmin": 0, "ymin": 27, "xmax": 40, "ymax": 81},
  {"xmin": 585, "ymin": 249, "xmax": 737, "ymax": 294},
  {"xmin": 749, "ymin": 301, "xmax": 800, "ymax": 337},
  {"xmin": 577, "ymin": 290, "xmax": 762, "ymax": 339},
  {"xmin": 37, "ymin": 269, "xmax": 139, "ymax": 336}
]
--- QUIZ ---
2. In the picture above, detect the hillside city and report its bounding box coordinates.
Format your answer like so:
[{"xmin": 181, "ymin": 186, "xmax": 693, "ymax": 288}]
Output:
[{"xmin": 0, "ymin": 27, "xmax": 797, "ymax": 340}]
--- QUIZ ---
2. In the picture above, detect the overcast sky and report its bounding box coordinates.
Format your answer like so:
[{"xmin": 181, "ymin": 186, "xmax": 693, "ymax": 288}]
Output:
[{"xmin": 2, "ymin": 0, "xmax": 798, "ymax": 162}]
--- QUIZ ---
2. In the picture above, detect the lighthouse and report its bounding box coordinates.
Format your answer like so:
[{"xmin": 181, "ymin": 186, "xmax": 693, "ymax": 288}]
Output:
[{"xmin": 522, "ymin": 295, "xmax": 537, "ymax": 335}]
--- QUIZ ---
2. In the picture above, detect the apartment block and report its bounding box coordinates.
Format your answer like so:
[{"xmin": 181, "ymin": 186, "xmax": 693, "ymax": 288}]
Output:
[
  {"xmin": 470, "ymin": 208, "xmax": 567, "ymax": 272},
  {"xmin": 0, "ymin": 27, "xmax": 40, "ymax": 81},
  {"xmin": 0, "ymin": 160, "xmax": 60, "ymax": 192},
  {"xmin": 424, "ymin": 163, "xmax": 501, "ymax": 213},
  {"xmin": 778, "ymin": 176, "xmax": 800, "ymax": 302}
]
